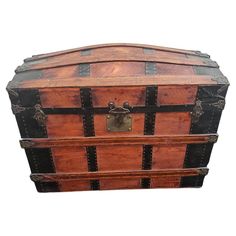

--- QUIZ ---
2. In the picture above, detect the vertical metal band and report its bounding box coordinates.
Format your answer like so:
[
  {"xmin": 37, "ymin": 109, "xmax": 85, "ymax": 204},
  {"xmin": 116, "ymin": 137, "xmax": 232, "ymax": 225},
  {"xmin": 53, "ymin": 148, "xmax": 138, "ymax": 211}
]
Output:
[
  {"xmin": 80, "ymin": 49, "xmax": 91, "ymax": 56},
  {"xmin": 7, "ymin": 84, "xmax": 59, "ymax": 192},
  {"xmin": 142, "ymin": 86, "xmax": 158, "ymax": 188},
  {"xmin": 80, "ymin": 88, "xmax": 100, "ymax": 190},
  {"xmin": 145, "ymin": 62, "xmax": 157, "ymax": 75},
  {"xmin": 25, "ymin": 148, "xmax": 59, "ymax": 192},
  {"xmin": 79, "ymin": 64, "xmax": 90, "ymax": 77},
  {"xmin": 143, "ymin": 48, "xmax": 156, "ymax": 54}
]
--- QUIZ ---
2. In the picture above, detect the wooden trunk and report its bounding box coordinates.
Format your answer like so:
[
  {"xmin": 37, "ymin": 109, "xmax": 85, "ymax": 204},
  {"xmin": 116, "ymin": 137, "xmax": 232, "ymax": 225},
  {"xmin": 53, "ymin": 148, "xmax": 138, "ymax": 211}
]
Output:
[{"xmin": 7, "ymin": 43, "xmax": 229, "ymax": 192}]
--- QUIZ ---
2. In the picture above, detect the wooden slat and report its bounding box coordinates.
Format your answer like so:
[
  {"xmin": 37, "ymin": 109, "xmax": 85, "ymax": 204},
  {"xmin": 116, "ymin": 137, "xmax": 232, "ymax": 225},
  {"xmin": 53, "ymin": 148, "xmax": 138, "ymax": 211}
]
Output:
[
  {"xmin": 18, "ymin": 53, "xmax": 217, "ymax": 72},
  {"xmin": 20, "ymin": 134, "xmax": 218, "ymax": 148},
  {"xmin": 30, "ymin": 168, "xmax": 209, "ymax": 182},
  {"xmin": 25, "ymin": 43, "xmax": 209, "ymax": 62},
  {"xmin": 9, "ymin": 75, "xmax": 218, "ymax": 89}
]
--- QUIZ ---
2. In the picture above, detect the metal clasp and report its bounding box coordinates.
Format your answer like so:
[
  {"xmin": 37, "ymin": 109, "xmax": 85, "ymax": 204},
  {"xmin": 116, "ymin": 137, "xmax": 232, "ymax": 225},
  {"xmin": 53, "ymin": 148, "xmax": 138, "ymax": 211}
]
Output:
[{"xmin": 107, "ymin": 102, "xmax": 132, "ymax": 132}]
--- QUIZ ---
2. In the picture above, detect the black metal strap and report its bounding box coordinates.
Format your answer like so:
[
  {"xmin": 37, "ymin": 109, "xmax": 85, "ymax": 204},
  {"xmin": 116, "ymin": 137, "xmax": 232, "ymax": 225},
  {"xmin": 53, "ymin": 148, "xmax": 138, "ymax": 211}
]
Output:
[
  {"xmin": 79, "ymin": 64, "xmax": 90, "ymax": 77},
  {"xmin": 80, "ymin": 88, "xmax": 100, "ymax": 190},
  {"xmin": 42, "ymin": 104, "xmax": 193, "ymax": 114},
  {"xmin": 145, "ymin": 62, "xmax": 157, "ymax": 75},
  {"xmin": 142, "ymin": 86, "xmax": 158, "ymax": 188}
]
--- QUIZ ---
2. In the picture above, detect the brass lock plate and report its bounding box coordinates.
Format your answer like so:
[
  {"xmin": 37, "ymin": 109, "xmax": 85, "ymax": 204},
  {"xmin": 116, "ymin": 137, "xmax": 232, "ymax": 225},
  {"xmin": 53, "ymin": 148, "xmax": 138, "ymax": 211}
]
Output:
[{"xmin": 107, "ymin": 114, "xmax": 132, "ymax": 132}]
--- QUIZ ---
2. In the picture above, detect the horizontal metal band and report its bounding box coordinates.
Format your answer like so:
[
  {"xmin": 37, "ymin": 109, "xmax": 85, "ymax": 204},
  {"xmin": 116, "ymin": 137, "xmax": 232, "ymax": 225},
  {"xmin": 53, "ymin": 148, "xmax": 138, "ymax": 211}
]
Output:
[
  {"xmin": 13, "ymin": 104, "xmax": 195, "ymax": 116},
  {"xmin": 30, "ymin": 168, "xmax": 209, "ymax": 182},
  {"xmin": 20, "ymin": 134, "xmax": 218, "ymax": 149}
]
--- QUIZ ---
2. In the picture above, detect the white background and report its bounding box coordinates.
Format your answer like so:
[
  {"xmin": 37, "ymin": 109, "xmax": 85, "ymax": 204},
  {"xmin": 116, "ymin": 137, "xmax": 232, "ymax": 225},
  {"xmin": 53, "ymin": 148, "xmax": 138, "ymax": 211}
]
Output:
[{"xmin": 0, "ymin": 1, "xmax": 235, "ymax": 235}]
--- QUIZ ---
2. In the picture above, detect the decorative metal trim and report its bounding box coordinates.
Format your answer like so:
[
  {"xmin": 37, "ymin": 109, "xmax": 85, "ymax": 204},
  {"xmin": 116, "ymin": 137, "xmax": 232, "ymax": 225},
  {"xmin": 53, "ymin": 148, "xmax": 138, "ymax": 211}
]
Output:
[
  {"xmin": 107, "ymin": 103, "xmax": 132, "ymax": 132},
  {"xmin": 33, "ymin": 104, "xmax": 46, "ymax": 126},
  {"xmin": 198, "ymin": 168, "xmax": 209, "ymax": 176},
  {"xmin": 11, "ymin": 104, "xmax": 26, "ymax": 115},
  {"xmin": 15, "ymin": 64, "xmax": 29, "ymax": 73},
  {"xmin": 208, "ymin": 135, "xmax": 218, "ymax": 143},
  {"xmin": 191, "ymin": 100, "xmax": 204, "ymax": 123},
  {"xmin": 145, "ymin": 62, "xmax": 157, "ymax": 75},
  {"xmin": 30, "ymin": 175, "xmax": 44, "ymax": 182},
  {"xmin": 7, "ymin": 87, "xmax": 19, "ymax": 97},
  {"xmin": 143, "ymin": 48, "xmax": 156, "ymax": 54},
  {"xmin": 211, "ymin": 99, "xmax": 225, "ymax": 110},
  {"xmin": 211, "ymin": 76, "xmax": 229, "ymax": 84},
  {"xmin": 80, "ymin": 49, "xmax": 91, "ymax": 56},
  {"xmin": 20, "ymin": 140, "xmax": 35, "ymax": 149},
  {"xmin": 79, "ymin": 64, "xmax": 90, "ymax": 77}
]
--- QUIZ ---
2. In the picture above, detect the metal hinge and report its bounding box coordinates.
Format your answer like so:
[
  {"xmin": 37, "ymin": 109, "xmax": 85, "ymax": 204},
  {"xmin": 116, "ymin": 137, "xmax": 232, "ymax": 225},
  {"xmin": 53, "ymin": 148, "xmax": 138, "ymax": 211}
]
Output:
[
  {"xmin": 11, "ymin": 104, "xmax": 26, "ymax": 115},
  {"xmin": 191, "ymin": 100, "xmax": 204, "ymax": 123},
  {"xmin": 211, "ymin": 99, "xmax": 225, "ymax": 110},
  {"xmin": 33, "ymin": 104, "xmax": 46, "ymax": 126},
  {"xmin": 208, "ymin": 135, "xmax": 218, "ymax": 143}
]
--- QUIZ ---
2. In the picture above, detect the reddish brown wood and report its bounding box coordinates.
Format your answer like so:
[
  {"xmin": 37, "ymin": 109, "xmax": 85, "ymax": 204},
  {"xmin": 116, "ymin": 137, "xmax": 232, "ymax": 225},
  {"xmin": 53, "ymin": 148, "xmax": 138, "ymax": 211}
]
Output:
[
  {"xmin": 40, "ymin": 88, "xmax": 81, "ymax": 108},
  {"xmin": 30, "ymin": 168, "xmax": 208, "ymax": 182},
  {"xmin": 151, "ymin": 177, "xmax": 181, "ymax": 188},
  {"xmin": 100, "ymin": 179, "xmax": 141, "ymax": 190},
  {"xmin": 51, "ymin": 147, "xmax": 87, "ymax": 172},
  {"xmin": 96, "ymin": 145, "xmax": 142, "ymax": 171},
  {"xmin": 156, "ymin": 63, "xmax": 195, "ymax": 75},
  {"xmin": 92, "ymin": 86, "xmax": 146, "ymax": 107},
  {"xmin": 158, "ymin": 85, "xmax": 197, "ymax": 105},
  {"xmin": 91, "ymin": 62, "xmax": 144, "ymax": 77},
  {"xmin": 155, "ymin": 112, "xmax": 191, "ymax": 134},
  {"xmin": 19, "ymin": 53, "xmax": 216, "ymax": 71},
  {"xmin": 26, "ymin": 43, "xmax": 206, "ymax": 61},
  {"xmin": 8, "ymin": 43, "xmax": 225, "ymax": 192},
  {"xmin": 59, "ymin": 180, "xmax": 91, "ymax": 192},
  {"xmin": 10, "ymin": 75, "xmax": 217, "ymax": 89},
  {"xmin": 152, "ymin": 145, "xmax": 187, "ymax": 169},
  {"xmin": 20, "ymin": 134, "xmax": 217, "ymax": 148},
  {"xmin": 47, "ymin": 115, "xmax": 84, "ymax": 137}
]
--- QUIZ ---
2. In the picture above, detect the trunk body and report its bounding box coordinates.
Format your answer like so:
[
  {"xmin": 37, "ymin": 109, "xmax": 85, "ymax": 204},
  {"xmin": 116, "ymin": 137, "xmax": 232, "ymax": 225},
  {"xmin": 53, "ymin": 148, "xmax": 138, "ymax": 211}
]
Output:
[{"xmin": 7, "ymin": 43, "xmax": 229, "ymax": 192}]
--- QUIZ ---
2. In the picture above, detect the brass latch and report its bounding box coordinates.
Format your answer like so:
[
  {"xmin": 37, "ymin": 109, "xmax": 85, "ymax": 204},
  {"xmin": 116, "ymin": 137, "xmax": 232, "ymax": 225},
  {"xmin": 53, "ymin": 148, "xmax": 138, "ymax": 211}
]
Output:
[{"xmin": 107, "ymin": 102, "xmax": 132, "ymax": 132}]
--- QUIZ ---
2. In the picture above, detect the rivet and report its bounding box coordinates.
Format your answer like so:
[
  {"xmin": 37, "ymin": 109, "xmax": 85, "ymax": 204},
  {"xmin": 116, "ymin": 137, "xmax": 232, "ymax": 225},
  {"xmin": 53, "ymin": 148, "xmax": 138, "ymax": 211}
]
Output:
[
  {"xmin": 107, "ymin": 115, "xmax": 110, "ymax": 119},
  {"xmin": 128, "ymin": 128, "xmax": 132, "ymax": 131}
]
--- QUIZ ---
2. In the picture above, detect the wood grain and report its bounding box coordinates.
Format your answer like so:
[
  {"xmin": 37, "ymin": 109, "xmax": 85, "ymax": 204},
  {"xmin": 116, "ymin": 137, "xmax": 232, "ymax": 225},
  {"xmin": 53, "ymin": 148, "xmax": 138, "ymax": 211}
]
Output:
[
  {"xmin": 151, "ymin": 177, "xmax": 181, "ymax": 188},
  {"xmin": 40, "ymin": 88, "xmax": 81, "ymax": 108},
  {"xmin": 11, "ymin": 75, "xmax": 217, "ymax": 89},
  {"xmin": 20, "ymin": 134, "xmax": 217, "ymax": 148},
  {"xmin": 46, "ymin": 115, "xmax": 84, "ymax": 137},
  {"xmin": 158, "ymin": 85, "xmax": 197, "ymax": 105},
  {"xmin": 30, "ymin": 168, "xmax": 208, "ymax": 182},
  {"xmin": 155, "ymin": 112, "xmax": 191, "ymax": 134},
  {"xmin": 96, "ymin": 145, "xmax": 142, "ymax": 171},
  {"xmin": 51, "ymin": 147, "xmax": 87, "ymax": 172},
  {"xmin": 59, "ymin": 180, "xmax": 91, "ymax": 192},
  {"xmin": 152, "ymin": 145, "xmax": 187, "ymax": 169},
  {"xmin": 91, "ymin": 62, "xmax": 144, "ymax": 77},
  {"xmin": 100, "ymin": 179, "xmax": 140, "ymax": 190},
  {"xmin": 25, "ymin": 43, "xmax": 207, "ymax": 61},
  {"xmin": 92, "ymin": 86, "xmax": 146, "ymax": 107}
]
